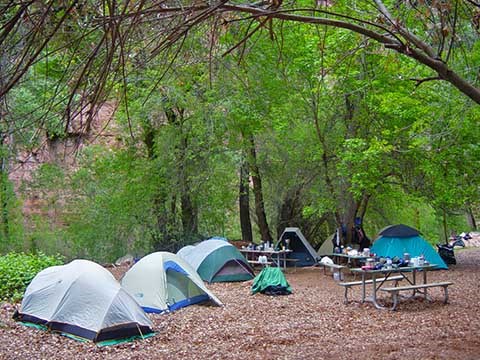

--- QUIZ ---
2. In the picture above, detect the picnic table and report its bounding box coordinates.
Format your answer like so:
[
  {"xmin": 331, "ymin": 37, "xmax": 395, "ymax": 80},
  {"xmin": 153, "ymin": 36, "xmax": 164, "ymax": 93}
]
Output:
[
  {"xmin": 322, "ymin": 253, "xmax": 374, "ymax": 279},
  {"xmin": 328, "ymin": 253, "xmax": 373, "ymax": 268},
  {"xmin": 345, "ymin": 264, "xmax": 453, "ymax": 310},
  {"xmin": 239, "ymin": 248, "xmax": 293, "ymax": 270}
]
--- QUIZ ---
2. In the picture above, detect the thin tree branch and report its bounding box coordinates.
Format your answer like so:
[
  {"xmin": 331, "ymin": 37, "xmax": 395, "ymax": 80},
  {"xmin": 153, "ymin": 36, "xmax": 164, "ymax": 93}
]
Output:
[{"xmin": 409, "ymin": 76, "xmax": 442, "ymax": 88}]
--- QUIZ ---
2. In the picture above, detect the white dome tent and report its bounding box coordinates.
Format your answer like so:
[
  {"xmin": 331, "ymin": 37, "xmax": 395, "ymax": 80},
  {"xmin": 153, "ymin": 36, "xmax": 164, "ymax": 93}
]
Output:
[
  {"xmin": 121, "ymin": 252, "xmax": 222, "ymax": 313},
  {"xmin": 13, "ymin": 259, "xmax": 154, "ymax": 343}
]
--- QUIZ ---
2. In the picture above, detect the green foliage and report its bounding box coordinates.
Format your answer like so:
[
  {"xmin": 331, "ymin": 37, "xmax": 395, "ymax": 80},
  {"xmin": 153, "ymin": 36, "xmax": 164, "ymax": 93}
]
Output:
[
  {"xmin": 5, "ymin": 5, "xmax": 480, "ymax": 259},
  {"xmin": 0, "ymin": 252, "xmax": 64, "ymax": 302},
  {"xmin": 64, "ymin": 146, "xmax": 162, "ymax": 261},
  {"xmin": 338, "ymin": 138, "xmax": 395, "ymax": 199},
  {"xmin": 0, "ymin": 168, "xmax": 25, "ymax": 253}
]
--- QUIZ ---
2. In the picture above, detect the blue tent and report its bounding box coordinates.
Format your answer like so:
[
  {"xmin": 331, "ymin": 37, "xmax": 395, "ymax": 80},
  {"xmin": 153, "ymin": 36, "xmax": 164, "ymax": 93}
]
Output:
[{"xmin": 371, "ymin": 224, "xmax": 448, "ymax": 269}]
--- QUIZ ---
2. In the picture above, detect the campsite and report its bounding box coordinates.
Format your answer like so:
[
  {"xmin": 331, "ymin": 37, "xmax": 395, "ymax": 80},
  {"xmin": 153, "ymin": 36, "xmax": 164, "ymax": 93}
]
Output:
[
  {"xmin": 1, "ymin": 1, "xmax": 480, "ymax": 359},
  {"xmin": 0, "ymin": 248, "xmax": 479, "ymax": 359}
]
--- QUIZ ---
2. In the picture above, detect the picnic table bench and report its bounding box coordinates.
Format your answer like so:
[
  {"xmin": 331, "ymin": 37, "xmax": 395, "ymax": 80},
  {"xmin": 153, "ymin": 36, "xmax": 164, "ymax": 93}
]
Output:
[
  {"xmin": 248, "ymin": 260, "xmax": 273, "ymax": 267},
  {"xmin": 319, "ymin": 262, "xmax": 347, "ymax": 280},
  {"xmin": 338, "ymin": 275, "xmax": 404, "ymax": 304},
  {"xmin": 282, "ymin": 258, "xmax": 299, "ymax": 272},
  {"xmin": 380, "ymin": 281, "xmax": 453, "ymax": 310},
  {"xmin": 319, "ymin": 262, "xmax": 346, "ymax": 273},
  {"xmin": 240, "ymin": 248, "xmax": 292, "ymax": 270}
]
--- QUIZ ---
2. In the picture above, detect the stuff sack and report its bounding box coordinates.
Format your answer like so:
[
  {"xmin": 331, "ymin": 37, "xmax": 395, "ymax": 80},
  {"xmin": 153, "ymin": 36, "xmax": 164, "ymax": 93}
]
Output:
[{"xmin": 437, "ymin": 244, "xmax": 456, "ymax": 265}]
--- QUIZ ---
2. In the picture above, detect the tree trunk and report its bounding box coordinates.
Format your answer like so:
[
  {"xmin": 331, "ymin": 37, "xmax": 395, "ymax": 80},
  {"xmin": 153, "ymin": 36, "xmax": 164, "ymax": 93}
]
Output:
[
  {"xmin": 442, "ymin": 207, "xmax": 448, "ymax": 245},
  {"xmin": 0, "ymin": 47, "xmax": 10, "ymax": 242},
  {"xmin": 166, "ymin": 106, "xmax": 199, "ymax": 239},
  {"xmin": 340, "ymin": 94, "xmax": 362, "ymax": 245},
  {"xmin": 356, "ymin": 194, "xmax": 370, "ymax": 221},
  {"xmin": 342, "ymin": 206, "xmax": 357, "ymax": 245},
  {"xmin": 239, "ymin": 156, "xmax": 253, "ymax": 243},
  {"xmin": 413, "ymin": 207, "xmax": 421, "ymax": 231},
  {"xmin": 181, "ymin": 191, "xmax": 198, "ymax": 237},
  {"xmin": 277, "ymin": 189, "xmax": 296, "ymax": 239},
  {"xmin": 0, "ymin": 136, "xmax": 9, "ymax": 242},
  {"xmin": 142, "ymin": 119, "xmax": 170, "ymax": 249},
  {"xmin": 465, "ymin": 206, "xmax": 477, "ymax": 231},
  {"xmin": 248, "ymin": 136, "xmax": 273, "ymax": 243}
]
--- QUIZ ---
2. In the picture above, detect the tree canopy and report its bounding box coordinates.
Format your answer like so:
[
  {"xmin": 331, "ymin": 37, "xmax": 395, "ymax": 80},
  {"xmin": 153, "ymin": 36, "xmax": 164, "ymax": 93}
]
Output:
[{"xmin": 0, "ymin": 0, "xmax": 478, "ymax": 261}]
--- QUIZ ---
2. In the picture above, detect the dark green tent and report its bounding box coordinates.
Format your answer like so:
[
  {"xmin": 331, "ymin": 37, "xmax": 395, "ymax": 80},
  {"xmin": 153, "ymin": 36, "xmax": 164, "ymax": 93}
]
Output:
[{"xmin": 178, "ymin": 239, "xmax": 254, "ymax": 283}]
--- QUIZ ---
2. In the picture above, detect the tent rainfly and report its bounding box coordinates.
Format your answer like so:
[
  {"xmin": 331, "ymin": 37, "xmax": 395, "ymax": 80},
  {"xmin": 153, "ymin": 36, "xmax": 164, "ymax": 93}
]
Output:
[
  {"xmin": 121, "ymin": 252, "xmax": 222, "ymax": 313},
  {"xmin": 317, "ymin": 232, "xmax": 337, "ymax": 257},
  {"xmin": 177, "ymin": 239, "xmax": 254, "ymax": 283},
  {"xmin": 276, "ymin": 227, "xmax": 319, "ymax": 266},
  {"xmin": 13, "ymin": 259, "xmax": 154, "ymax": 343},
  {"xmin": 371, "ymin": 224, "xmax": 448, "ymax": 269}
]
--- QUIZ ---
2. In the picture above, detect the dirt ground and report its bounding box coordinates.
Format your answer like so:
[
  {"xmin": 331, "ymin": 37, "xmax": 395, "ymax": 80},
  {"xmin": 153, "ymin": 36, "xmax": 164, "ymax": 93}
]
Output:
[{"xmin": 1, "ymin": 249, "xmax": 479, "ymax": 360}]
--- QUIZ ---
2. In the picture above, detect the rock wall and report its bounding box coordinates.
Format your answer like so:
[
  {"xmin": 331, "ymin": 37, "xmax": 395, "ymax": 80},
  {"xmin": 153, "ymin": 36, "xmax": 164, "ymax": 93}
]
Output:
[{"xmin": 8, "ymin": 102, "xmax": 120, "ymax": 217}]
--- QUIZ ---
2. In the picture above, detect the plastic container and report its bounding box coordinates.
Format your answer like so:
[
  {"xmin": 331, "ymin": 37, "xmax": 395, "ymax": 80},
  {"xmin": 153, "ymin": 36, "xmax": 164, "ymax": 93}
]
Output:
[
  {"xmin": 412, "ymin": 257, "xmax": 419, "ymax": 267},
  {"xmin": 333, "ymin": 271, "xmax": 344, "ymax": 281},
  {"xmin": 419, "ymin": 254, "xmax": 425, "ymax": 266}
]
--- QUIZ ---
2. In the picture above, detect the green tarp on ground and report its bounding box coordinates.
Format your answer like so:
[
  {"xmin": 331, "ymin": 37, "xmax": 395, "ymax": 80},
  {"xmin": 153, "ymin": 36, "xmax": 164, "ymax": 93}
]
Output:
[{"xmin": 251, "ymin": 267, "xmax": 292, "ymax": 295}]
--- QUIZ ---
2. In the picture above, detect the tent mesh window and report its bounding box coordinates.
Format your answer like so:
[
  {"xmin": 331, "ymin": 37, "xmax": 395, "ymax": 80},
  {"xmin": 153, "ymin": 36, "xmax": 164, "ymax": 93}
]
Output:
[{"xmin": 215, "ymin": 259, "xmax": 251, "ymax": 276}]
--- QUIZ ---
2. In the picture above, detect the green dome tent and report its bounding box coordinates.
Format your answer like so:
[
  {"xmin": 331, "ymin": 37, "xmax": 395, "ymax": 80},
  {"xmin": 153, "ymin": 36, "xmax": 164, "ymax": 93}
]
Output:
[
  {"xmin": 371, "ymin": 224, "xmax": 448, "ymax": 269},
  {"xmin": 13, "ymin": 260, "xmax": 154, "ymax": 343},
  {"xmin": 177, "ymin": 239, "xmax": 254, "ymax": 283},
  {"xmin": 121, "ymin": 252, "xmax": 222, "ymax": 313},
  {"xmin": 177, "ymin": 245, "xmax": 195, "ymax": 258}
]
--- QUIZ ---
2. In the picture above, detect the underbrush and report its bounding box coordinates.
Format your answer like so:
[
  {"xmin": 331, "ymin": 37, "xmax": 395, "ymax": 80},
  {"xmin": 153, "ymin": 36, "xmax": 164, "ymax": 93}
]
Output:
[{"xmin": 0, "ymin": 252, "xmax": 64, "ymax": 302}]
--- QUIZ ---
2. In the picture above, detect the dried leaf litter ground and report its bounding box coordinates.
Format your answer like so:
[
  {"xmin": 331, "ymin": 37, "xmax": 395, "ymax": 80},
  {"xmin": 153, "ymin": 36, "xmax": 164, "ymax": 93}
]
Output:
[{"xmin": 1, "ymin": 248, "xmax": 479, "ymax": 360}]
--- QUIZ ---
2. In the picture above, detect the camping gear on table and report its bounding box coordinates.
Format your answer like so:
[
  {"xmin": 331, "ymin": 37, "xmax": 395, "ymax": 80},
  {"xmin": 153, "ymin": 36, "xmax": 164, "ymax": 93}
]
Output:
[
  {"xmin": 276, "ymin": 227, "xmax": 319, "ymax": 267},
  {"xmin": 251, "ymin": 267, "xmax": 292, "ymax": 296},
  {"xmin": 371, "ymin": 224, "xmax": 448, "ymax": 269},
  {"xmin": 13, "ymin": 259, "xmax": 154, "ymax": 343},
  {"xmin": 121, "ymin": 251, "xmax": 222, "ymax": 313},
  {"xmin": 177, "ymin": 239, "xmax": 254, "ymax": 283}
]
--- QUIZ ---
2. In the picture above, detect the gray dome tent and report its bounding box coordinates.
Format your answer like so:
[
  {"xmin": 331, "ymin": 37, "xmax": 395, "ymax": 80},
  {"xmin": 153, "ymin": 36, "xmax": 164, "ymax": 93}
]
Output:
[{"xmin": 13, "ymin": 259, "xmax": 154, "ymax": 343}]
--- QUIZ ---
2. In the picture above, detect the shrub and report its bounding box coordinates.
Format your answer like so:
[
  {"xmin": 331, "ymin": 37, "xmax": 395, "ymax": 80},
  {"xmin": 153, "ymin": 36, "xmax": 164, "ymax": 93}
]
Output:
[{"xmin": 0, "ymin": 252, "xmax": 64, "ymax": 302}]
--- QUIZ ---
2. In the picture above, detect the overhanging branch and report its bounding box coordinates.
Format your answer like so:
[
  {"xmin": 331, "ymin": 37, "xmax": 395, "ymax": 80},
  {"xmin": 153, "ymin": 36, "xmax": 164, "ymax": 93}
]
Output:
[{"xmin": 215, "ymin": 3, "xmax": 480, "ymax": 104}]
